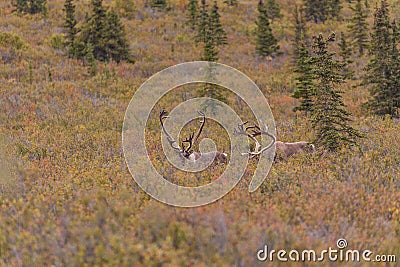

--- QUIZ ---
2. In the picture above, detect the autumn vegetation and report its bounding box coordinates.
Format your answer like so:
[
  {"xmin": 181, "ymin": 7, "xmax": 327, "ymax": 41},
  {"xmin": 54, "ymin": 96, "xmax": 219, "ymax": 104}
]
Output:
[{"xmin": 0, "ymin": 0, "xmax": 399, "ymax": 265}]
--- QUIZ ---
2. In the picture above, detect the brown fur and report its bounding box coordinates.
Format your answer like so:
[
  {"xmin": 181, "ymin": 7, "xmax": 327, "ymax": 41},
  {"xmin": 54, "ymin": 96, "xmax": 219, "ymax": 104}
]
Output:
[
  {"xmin": 188, "ymin": 151, "xmax": 228, "ymax": 164},
  {"xmin": 274, "ymin": 141, "xmax": 315, "ymax": 161}
]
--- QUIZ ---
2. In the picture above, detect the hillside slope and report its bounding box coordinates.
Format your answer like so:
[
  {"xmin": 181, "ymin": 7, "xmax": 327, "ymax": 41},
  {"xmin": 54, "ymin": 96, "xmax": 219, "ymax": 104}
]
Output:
[{"xmin": 0, "ymin": 0, "xmax": 399, "ymax": 265}]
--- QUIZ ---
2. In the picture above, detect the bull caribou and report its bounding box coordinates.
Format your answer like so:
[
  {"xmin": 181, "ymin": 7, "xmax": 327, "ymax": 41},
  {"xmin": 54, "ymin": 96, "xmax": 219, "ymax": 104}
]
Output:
[
  {"xmin": 159, "ymin": 110, "xmax": 228, "ymax": 164},
  {"xmin": 233, "ymin": 121, "xmax": 315, "ymax": 161},
  {"xmin": 275, "ymin": 141, "xmax": 316, "ymax": 161},
  {"xmin": 233, "ymin": 121, "xmax": 276, "ymax": 158}
]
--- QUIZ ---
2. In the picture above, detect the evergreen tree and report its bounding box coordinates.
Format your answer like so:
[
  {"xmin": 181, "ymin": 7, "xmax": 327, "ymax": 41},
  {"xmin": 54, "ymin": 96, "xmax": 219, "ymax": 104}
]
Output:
[
  {"xmin": 255, "ymin": 0, "xmax": 279, "ymax": 57},
  {"xmin": 63, "ymin": 0, "xmax": 78, "ymax": 57},
  {"xmin": 265, "ymin": 0, "xmax": 281, "ymax": 21},
  {"xmin": 103, "ymin": 9, "xmax": 131, "ymax": 63},
  {"xmin": 311, "ymin": 33, "xmax": 361, "ymax": 150},
  {"xmin": 209, "ymin": 1, "xmax": 227, "ymax": 46},
  {"xmin": 195, "ymin": 0, "xmax": 209, "ymax": 44},
  {"xmin": 194, "ymin": 1, "xmax": 227, "ymax": 113},
  {"xmin": 199, "ymin": 67, "xmax": 226, "ymax": 114},
  {"xmin": 328, "ymin": 0, "xmax": 342, "ymax": 20},
  {"xmin": 390, "ymin": 21, "xmax": 400, "ymax": 116},
  {"xmin": 188, "ymin": 0, "xmax": 199, "ymax": 30},
  {"xmin": 304, "ymin": 0, "xmax": 329, "ymax": 23},
  {"xmin": 292, "ymin": 43, "xmax": 315, "ymax": 115},
  {"xmin": 202, "ymin": 36, "xmax": 218, "ymax": 61},
  {"xmin": 80, "ymin": 0, "xmax": 108, "ymax": 61},
  {"xmin": 85, "ymin": 42, "xmax": 97, "ymax": 76},
  {"xmin": 363, "ymin": 0, "xmax": 400, "ymax": 117},
  {"xmin": 195, "ymin": 0, "xmax": 226, "ymax": 59},
  {"xmin": 223, "ymin": 0, "xmax": 238, "ymax": 6},
  {"xmin": 79, "ymin": 0, "xmax": 131, "ymax": 63},
  {"xmin": 13, "ymin": 0, "xmax": 47, "ymax": 14},
  {"xmin": 348, "ymin": 0, "xmax": 369, "ymax": 55},
  {"xmin": 29, "ymin": 0, "xmax": 46, "ymax": 14},
  {"xmin": 292, "ymin": 5, "xmax": 307, "ymax": 62},
  {"xmin": 338, "ymin": 32, "xmax": 354, "ymax": 79}
]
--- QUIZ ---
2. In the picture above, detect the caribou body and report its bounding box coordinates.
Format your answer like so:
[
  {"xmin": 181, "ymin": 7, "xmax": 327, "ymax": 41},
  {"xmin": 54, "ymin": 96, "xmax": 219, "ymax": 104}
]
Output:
[
  {"xmin": 186, "ymin": 151, "xmax": 228, "ymax": 163},
  {"xmin": 275, "ymin": 141, "xmax": 315, "ymax": 161}
]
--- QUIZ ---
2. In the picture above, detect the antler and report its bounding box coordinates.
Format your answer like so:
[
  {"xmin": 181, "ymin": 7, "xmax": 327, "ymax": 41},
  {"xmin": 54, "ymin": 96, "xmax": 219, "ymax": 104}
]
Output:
[
  {"xmin": 159, "ymin": 110, "xmax": 182, "ymax": 152},
  {"xmin": 191, "ymin": 111, "xmax": 206, "ymax": 150},
  {"xmin": 234, "ymin": 120, "xmax": 276, "ymax": 158},
  {"xmin": 233, "ymin": 121, "xmax": 261, "ymax": 154},
  {"xmin": 181, "ymin": 111, "xmax": 206, "ymax": 154},
  {"xmin": 160, "ymin": 110, "xmax": 206, "ymax": 157}
]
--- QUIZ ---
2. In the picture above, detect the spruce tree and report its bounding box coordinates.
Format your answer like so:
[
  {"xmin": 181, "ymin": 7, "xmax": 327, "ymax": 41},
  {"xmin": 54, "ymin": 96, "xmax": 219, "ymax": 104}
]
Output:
[
  {"xmin": 63, "ymin": 0, "xmax": 78, "ymax": 57},
  {"xmin": 104, "ymin": 9, "xmax": 131, "ymax": 63},
  {"xmin": 85, "ymin": 42, "xmax": 97, "ymax": 76},
  {"xmin": 202, "ymin": 36, "xmax": 218, "ymax": 61},
  {"xmin": 223, "ymin": 0, "xmax": 238, "ymax": 7},
  {"xmin": 195, "ymin": 0, "xmax": 226, "ymax": 58},
  {"xmin": 390, "ymin": 21, "xmax": 400, "ymax": 116},
  {"xmin": 265, "ymin": 0, "xmax": 281, "ymax": 21},
  {"xmin": 292, "ymin": 5, "xmax": 313, "ymax": 114},
  {"xmin": 311, "ymin": 33, "xmax": 361, "ymax": 150},
  {"xmin": 363, "ymin": 0, "xmax": 400, "ymax": 117},
  {"xmin": 255, "ymin": 0, "xmax": 279, "ymax": 57},
  {"xmin": 292, "ymin": 5, "xmax": 307, "ymax": 62},
  {"xmin": 199, "ymin": 38, "xmax": 223, "ymax": 114},
  {"xmin": 209, "ymin": 1, "xmax": 227, "ymax": 46},
  {"xmin": 194, "ymin": 1, "xmax": 227, "ymax": 113},
  {"xmin": 304, "ymin": 0, "xmax": 329, "ymax": 23},
  {"xmin": 188, "ymin": 0, "xmax": 199, "ymax": 30},
  {"xmin": 195, "ymin": 0, "xmax": 209, "ymax": 44},
  {"xmin": 81, "ymin": 0, "xmax": 108, "ymax": 61},
  {"xmin": 338, "ymin": 32, "xmax": 354, "ymax": 79},
  {"xmin": 328, "ymin": 0, "xmax": 342, "ymax": 20},
  {"xmin": 348, "ymin": 0, "xmax": 369, "ymax": 55},
  {"xmin": 292, "ymin": 43, "xmax": 314, "ymax": 115},
  {"xmin": 29, "ymin": 0, "xmax": 47, "ymax": 14},
  {"xmin": 79, "ymin": 0, "xmax": 131, "ymax": 63}
]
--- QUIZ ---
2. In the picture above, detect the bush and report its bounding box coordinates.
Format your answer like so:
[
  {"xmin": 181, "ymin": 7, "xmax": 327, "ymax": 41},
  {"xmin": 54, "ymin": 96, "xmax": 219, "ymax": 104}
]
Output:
[
  {"xmin": 12, "ymin": 0, "xmax": 47, "ymax": 14},
  {"xmin": 49, "ymin": 34, "xmax": 65, "ymax": 50},
  {"xmin": 0, "ymin": 32, "xmax": 27, "ymax": 50}
]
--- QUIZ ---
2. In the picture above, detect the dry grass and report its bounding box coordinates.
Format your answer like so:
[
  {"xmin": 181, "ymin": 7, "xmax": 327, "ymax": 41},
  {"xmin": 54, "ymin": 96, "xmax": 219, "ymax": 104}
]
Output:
[{"xmin": 0, "ymin": 0, "xmax": 399, "ymax": 266}]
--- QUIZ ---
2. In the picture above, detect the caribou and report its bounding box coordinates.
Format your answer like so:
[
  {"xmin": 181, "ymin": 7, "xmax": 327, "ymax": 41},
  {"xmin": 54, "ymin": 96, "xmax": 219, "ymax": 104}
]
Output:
[
  {"xmin": 159, "ymin": 110, "xmax": 228, "ymax": 164},
  {"xmin": 160, "ymin": 110, "xmax": 315, "ymax": 164},
  {"xmin": 275, "ymin": 141, "xmax": 316, "ymax": 161},
  {"xmin": 233, "ymin": 121, "xmax": 315, "ymax": 161},
  {"xmin": 233, "ymin": 121, "xmax": 276, "ymax": 159}
]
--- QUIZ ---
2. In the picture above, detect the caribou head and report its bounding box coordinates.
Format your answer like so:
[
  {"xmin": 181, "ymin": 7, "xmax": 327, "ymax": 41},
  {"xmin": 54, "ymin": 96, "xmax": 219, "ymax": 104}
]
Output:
[
  {"xmin": 233, "ymin": 121, "xmax": 276, "ymax": 159},
  {"xmin": 159, "ymin": 110, "xmax": 228, "ymax": 164}
]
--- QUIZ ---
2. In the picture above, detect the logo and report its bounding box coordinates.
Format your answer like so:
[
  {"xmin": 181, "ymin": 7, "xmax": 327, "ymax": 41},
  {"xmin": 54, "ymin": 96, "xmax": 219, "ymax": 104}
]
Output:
[{"xmin": 122, "ymin": 61, "xmax": 276, "ymax": 207}]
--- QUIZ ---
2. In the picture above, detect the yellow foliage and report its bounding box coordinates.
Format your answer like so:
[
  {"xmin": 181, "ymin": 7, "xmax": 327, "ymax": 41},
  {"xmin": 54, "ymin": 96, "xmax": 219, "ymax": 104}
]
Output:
[{"xmin": 0, "ymin": 0, "xmax": 399, "ymax": 265}]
